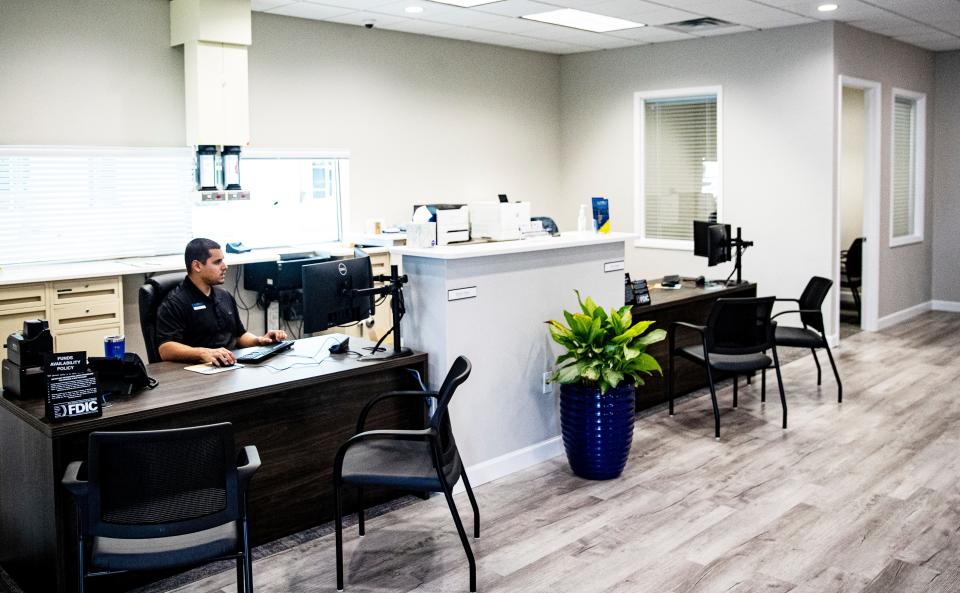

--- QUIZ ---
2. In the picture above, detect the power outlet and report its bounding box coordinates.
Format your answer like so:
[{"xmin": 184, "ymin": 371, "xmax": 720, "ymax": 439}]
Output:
[{"xmin": 542, "ymin": 371, "xmax": 552, "ymax": 395}]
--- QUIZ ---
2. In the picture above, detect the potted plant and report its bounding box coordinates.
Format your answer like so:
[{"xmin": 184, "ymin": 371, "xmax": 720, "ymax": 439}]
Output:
[{"xmin": 547, "ymin": 291, "xmax": 665, "ymax": 480}]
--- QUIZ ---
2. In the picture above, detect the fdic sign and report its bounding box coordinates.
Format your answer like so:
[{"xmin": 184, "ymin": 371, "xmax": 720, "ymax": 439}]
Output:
[{"xmin": 43, "ymin": 352, "xmax": 102, "ymax": 422}]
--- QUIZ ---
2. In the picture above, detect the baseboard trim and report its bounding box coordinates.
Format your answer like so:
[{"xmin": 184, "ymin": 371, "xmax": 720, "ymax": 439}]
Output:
[
  {"xmin": 932, "ymin": 300, "xmax": 960, "ymax": 313},
  {"xmin": 454, "ymin": 436, "xmax": 563, "ymax": 493},
  {"xmin": 876, "ymin": 301, "xmax": 932, "ymax": 330}
]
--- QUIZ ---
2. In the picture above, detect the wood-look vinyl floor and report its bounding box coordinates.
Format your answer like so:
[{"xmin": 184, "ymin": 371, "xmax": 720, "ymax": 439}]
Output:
[{"xmin": 166, "ymin": 311, "xmax": 960, "ymax": 593}]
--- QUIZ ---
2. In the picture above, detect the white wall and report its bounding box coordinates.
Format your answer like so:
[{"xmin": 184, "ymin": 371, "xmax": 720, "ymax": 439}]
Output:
[
  {"xmin": 933, "ymin": 51, "xmax": 960, "ymax": 306},
  {"xmin": 834, "ymin": 23, "xmax": 936, "ymax": 318},
  {"xmin": 840, "ymin": 87, "xmax": 866, "ymax": 250},
  {"xmin": 558, "ymin": 24, "xmax": 837, "ymax": 323}
]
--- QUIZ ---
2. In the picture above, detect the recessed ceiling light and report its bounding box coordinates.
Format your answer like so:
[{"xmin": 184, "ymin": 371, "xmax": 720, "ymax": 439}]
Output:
[
  {"xmin": 405, "ymin": 5, "xmax": 424, "ymax": 13},
  {"xmin": 521, "ymin": 8, "xmax": 644, "ymax": 33},
  {"xmin": 817, "ymin": 3, "xmax": 839, "ymax": 12},
  {"xmin": 426, "ymin": 0, "xmax": 504, "ymax": 7}
]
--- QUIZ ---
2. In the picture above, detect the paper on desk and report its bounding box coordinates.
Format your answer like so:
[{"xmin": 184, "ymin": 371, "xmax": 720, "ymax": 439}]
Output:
[{"xmin": 185, "ymin": 363, "xmax": 244, "ymax": 375}]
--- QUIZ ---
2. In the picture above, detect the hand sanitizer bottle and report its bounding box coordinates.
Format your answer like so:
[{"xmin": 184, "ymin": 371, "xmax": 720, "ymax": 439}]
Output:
[{"xmin": 577, "ymin": 204, "xmax": 589, "ymax": 232}]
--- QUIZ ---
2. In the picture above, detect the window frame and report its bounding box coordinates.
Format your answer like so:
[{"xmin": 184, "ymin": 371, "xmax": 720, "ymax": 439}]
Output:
[
  {"xmin": 888, "ymin": 88, "xmax": 926, "ymax": 248},
  {"xmin": 633, "ymin": 85, "xmax": 723, "ymax": 250}
]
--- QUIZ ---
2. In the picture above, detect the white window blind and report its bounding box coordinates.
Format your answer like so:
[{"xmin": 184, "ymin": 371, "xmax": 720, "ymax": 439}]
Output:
[
  {"xmin": 0, "ymin": 147, "xmax": 193, "ymax": 266},
  {"xmin": 892, "ymin": 97, "xmax": 917, "ymax": 239},
  {"xmin": 639, "ymin": 92, "xmax": 720, "ymax": 245}
]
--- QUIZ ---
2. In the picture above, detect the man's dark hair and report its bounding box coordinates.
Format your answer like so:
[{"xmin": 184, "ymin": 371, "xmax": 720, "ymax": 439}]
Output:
[{"xmin": 184, "ymin": 238, "xmax": 221, "ymax": 272}]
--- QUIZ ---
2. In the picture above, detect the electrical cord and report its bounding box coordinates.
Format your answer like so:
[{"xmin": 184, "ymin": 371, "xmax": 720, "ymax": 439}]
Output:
[{"xmin": 722, "ymin": 245, "xmax": 749, "ymax": 286}]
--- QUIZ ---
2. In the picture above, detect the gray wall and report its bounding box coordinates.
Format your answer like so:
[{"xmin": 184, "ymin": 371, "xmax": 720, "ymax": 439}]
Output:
[
  {"xmin": 558, "ymin": 24, "xmax": 837, "ymax": 324},
  {"xmin": 834, "ymin": 23, "xmax": 936, "ymax": 318},
  {"xmin": 933, "ymin": 51, "xmax": 960, "ymax": 305}
]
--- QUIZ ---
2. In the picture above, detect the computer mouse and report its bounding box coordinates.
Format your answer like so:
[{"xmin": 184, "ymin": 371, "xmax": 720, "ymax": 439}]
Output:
[{"xmin": 329, "ymin": 336, "xmax": 350, "ymax": 354}]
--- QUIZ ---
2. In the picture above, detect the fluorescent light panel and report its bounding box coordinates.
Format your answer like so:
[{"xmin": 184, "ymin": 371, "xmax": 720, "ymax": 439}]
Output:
[
  {"xmin": 427, "ymin": 0, "xmax": 504, "ymax": 7},
  {"xmin": 522, "ymin": 8, "xmax": 644, "ymax": 33}
]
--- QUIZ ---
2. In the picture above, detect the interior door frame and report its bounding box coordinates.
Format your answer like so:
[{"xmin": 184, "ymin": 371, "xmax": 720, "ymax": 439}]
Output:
[{"xmin": 835, "ymin": 75, "xmax": 881, "ymax": 337}]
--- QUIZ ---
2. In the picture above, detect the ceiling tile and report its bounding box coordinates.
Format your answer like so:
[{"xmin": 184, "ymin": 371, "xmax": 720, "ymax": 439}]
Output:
[
  {"xmin": 693, "ymin": 24, "xmax": 756, "ymax": 36},
  {"xmin": 510, "ymin": 38, "xmax": 599, "ymax": 53},
  {"xmin": 303, "ymin": 0, "xmax": 395, "ymax": 8},
  {"xmin": 324, "ymin": 10, "xmax": 406, "ymax": 27},
  {"xmin": 252, "ymin": 0, "xmax": 295, "ymax": 11},
  {"xmin": 267, "ymin": 1, "xmax": 353, "ymax": 19},
  {"xmin": 378, "ymin": 19, "xmax": 456, "ymax": 34},
  {"xmin": 607, "ymin": 26, "xmax": 698, "ymax": 41},
  {"xmin": 470, "ymin": 0, "xmax": 562, "ymax": 17}
]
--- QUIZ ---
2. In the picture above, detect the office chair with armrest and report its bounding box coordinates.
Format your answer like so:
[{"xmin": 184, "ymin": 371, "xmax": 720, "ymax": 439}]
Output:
[
  {"xmin": 766, "ymin": 276, "xmax": 842, "ymax": 402},
  {"xmin": 61, "ymin": 422, "xmax": 260, "ymax": 593},
  {"xmin": 334, "ymin": 356, "xmax": 479, "ymax": 592},
  {"xmin": 138, "ymin": 272, "xmax": 184, "ymax": 363},
  {"xmin": 666, "ymin": 297, "xmax": 786, "ymax": 439},
  {"xmin": 840, "ymin": 237, "xmax": 863, "ymax": 325}
]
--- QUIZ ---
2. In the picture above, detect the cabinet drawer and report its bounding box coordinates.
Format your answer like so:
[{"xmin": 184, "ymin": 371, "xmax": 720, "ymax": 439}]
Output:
[
  {"xmin": 51, "ymin": 277, "xmax": 121, "ymax": 304},
  {"xmin": 51, "ymin": 300, "xmax": 121, "ymax": 330},
  {"xmin": 55, "ymin": 325, "xmax": 122, "ymax": 356},
  {"xmin": 0, "ymin": 283, "xmax": 46, "ymax": 314}
]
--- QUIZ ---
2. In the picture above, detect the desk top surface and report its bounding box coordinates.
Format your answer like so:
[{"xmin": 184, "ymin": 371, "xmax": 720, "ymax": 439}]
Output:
[
  {"xmin": 638, "ymin": 278, "xmax": 757, "ymax": 313},
  {"xmin": 0, "ymin": 336, "xmax": 427, "ymax": 438}
]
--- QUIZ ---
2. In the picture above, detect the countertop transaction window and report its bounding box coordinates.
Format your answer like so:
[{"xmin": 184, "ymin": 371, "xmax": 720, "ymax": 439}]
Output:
[{"xmin": 634, "ymin": 87, "xmax": 722, "ymax": 250}]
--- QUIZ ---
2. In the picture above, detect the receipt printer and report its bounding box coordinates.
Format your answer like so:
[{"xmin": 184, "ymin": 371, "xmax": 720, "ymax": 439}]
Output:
[
  {"xmin": 469, "ymin": 201, "xmax": 531, "ymax": 241},
  {"xmin": 2, "ymin": 319, "xmax": 53, "ymax": 399}
]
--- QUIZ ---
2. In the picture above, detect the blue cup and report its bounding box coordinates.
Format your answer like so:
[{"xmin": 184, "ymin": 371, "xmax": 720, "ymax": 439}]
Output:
[{"xmin": 104, "ymin": 335, "xmax": 125, "ymax": 359}]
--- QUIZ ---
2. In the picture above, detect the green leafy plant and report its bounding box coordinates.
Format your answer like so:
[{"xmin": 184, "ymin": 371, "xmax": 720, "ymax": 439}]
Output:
[{"xmin": 547, "ymin": 291, "xmax": 666, "ymax": 394}]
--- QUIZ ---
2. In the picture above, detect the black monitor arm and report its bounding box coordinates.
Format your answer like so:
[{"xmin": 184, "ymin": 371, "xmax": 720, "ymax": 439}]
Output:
[
  {"xmin": 347, "ymin": 265, "xmax": 411, "ymax": 360},
  {"xmin": 726, "ymin": 227, "xmax": 754, "ymax": 285}
]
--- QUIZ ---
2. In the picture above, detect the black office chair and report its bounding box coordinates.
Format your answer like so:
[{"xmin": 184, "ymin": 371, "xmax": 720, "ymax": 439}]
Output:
[
  {"xmin": 138, "ymin": 272, "xmax": 184, "ymax": 363},
  {"xmin": 666, "ymin": 297, "xmax": 786, "ymax": 439},
  {"xmin": 767, "ymin": 276, "xmax": 842, "ymax": 403},
  {"xmin": 840, "ymin": 237, "xmax": 863, "ymax": 325},
  {"xmin": 61, "ymin": 422, "xmax": 260, "ymax": 593},
  {"xmin": 334, "ymin": 356, "xmax": 479, "ymax": 592}
]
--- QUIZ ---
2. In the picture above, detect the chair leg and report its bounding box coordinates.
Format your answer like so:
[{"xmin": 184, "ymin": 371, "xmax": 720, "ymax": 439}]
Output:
[
  {"xmin": 335, "ymin": 484, "xmax": 345, "ymax": 592},
  {"xmin": 77, "ymin": 515, "xmax": 85, "ymax": 593},
  {"xmin": 357, "ymin": 486, "xmax": 365, "ymax": 537},
  {"xmin": 761, "ymin": 368, "xmax": 766, "ymax": 403},
  {"xmin": 460, "ymin": 468, "xmax": 480, "ymax": 539},
  {"xmin": 811, "ymin": 349, "xmax": 822, "ymax": 385},
  {"xmin": 732, "ymin": 375, "xmax": 738, "ymax": 409},
  {"xmin": 236, "ymin": 557, "xmax": 245, "ymax": 593},
  {"xmin": 823, "ymin": 341, "xmax": 843, "ymax": 403},
  {"xmin": 241, "ymin": 512, "xmax": 254, "ymax": 593},
  {"xmin": 852, "ymin": 287, "xmax": 862, "ymax": 325},
  {"xmin": 747, "ymin": 373, "xmax": 752, "ymax": 385},
  {"xmin": 440, "ymin": 483, "xmax": 477, "ymax": 592},
  {"xmin": 667, "ymin": 350, "xmax": 675, "ymax": 416},
  {"xmin": 705, "ymin": 365, "xmax": 721, "ymax": 439},
  {"xmin": 772, "ymin": 349, "xmax": 787, "ymax": 429}
]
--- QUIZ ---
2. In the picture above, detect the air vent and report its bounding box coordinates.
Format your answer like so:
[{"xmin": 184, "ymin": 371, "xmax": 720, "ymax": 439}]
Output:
[{"xmin": 661, "ymin": 17, "xmax": 736, "ymax": 33}]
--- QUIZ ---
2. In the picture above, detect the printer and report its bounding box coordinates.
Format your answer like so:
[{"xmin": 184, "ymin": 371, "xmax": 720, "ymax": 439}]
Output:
[
  {"xmin": 412, "ymin": 204, "xmax": 470, "ymax": 246},
  {"xmin": 2, "ymin": 319, "xmax": 53, "ymax": 399},
  {"xmin": 469, "ymin": 201, "xmax": 531, "ymax": 242}
]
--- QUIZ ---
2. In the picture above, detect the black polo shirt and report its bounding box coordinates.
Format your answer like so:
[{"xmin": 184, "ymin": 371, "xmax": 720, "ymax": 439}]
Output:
[{"xmin": 156, "ymin": 277, "xmax": 247, "ymax": 350}]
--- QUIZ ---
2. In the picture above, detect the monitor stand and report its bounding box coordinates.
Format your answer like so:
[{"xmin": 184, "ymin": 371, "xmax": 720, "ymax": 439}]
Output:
[{"xmin": 355, "ymin": 265, "xmax": 413, "ymax": 362}]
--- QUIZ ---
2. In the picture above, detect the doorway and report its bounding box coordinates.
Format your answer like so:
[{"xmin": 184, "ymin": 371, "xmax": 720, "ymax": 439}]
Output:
[{"xmin": 835, "ymin": 76, "xmax": 881, "ymax": 339}]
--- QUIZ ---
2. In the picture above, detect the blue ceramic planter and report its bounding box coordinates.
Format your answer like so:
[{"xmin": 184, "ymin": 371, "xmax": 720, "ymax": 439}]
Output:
[{"xmin": 560, "ymin": 383, "xmax": 636, "ymax": 480}]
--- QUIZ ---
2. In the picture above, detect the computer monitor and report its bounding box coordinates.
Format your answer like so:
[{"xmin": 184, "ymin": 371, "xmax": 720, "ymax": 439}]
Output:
[
  {"xmin": 301, "ymin": 257, "xmax": 375, "ymax": 334},
  {"xmin": 693, "ymin": 220, "xmax": 732, "ymax": 267}
]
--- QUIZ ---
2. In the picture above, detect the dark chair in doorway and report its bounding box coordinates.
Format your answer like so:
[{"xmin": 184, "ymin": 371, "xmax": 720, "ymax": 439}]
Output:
[
  {"xmin": 61, "ymin": 422, "xmax": 260, "ymax": 593},
  {"xmin": 840, "ymin": 237, "xmax": 864, "ymax": 325},
  {"xmin": 766, "ymin": 276, "xmax": 843, "ymax": 402},
  {"xmin": 665, "ymin": 297, "xmax": 787, "ymax": 439},
  {"xmin": 333, "ymin": 356, "xmax": 480, "ymax": 592},
  {"xmin": 138, "ymin": 272, "xmax": 185, "ymax": 363}
]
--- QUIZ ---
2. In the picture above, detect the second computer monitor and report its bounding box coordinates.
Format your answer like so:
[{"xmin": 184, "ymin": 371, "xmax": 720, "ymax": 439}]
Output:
[
  {"xmin": 301, "ymin": 256, "xmax": 375, "ymax": 335},
  {"xmin": 693, "ymin": 220, "xmax": 732, "ymax": 267}
]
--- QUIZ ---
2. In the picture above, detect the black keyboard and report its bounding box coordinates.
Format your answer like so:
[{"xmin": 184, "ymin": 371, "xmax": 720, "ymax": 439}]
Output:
[{"xmin": 234, "ymin": 340, "xmax": 294, "ymax": 364}]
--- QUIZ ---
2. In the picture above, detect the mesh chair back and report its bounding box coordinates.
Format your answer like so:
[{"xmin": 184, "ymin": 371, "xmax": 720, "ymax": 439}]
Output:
[
  {"xmin": 429, "ymin": 356, "xmax": 472, "ymax": 473},
  {"xmin": 706, "ymin": 297, "xmax": 776, "ymax": 355},
  {"xmin": 798, "ymin": 276, "xmax": 833, "ymax": 332},
  {"xmin": 138, "ymin": 273, "xmax": 185, "ymax": 363},
  {"xmin": 845, "ymin": 238, "xmax": 863, "ymax": 284},
  {"xmin": 84, "ymin": 423, "xmax": 240, "ymax": 539}
]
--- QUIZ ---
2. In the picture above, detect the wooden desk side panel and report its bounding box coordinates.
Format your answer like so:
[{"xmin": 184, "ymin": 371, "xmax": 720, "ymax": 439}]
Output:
[
  {"xmin": 632, "ymin": 284, "xmax": 757, "ymax": 411},
  {"xmin": 0, "ymin": 406, "xmax": 58, "ymax": 592}
]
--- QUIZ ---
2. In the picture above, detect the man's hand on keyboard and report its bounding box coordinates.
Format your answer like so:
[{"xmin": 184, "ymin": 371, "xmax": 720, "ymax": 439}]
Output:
[{"xmin": 257, "ymin": 329, "xmax": 288, "ymax": 345}]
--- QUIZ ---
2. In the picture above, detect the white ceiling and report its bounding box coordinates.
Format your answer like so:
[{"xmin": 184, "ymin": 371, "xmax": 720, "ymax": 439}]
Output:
[{"xmin": 252, "ymin": 0, "xmax": 960, "ymax": 54}]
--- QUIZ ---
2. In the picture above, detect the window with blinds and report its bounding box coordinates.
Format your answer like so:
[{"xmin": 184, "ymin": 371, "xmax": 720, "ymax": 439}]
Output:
[
  {"xmin": 636, "ymin": 89, "xmax": 720, "ymax": 247},
  {"xmin": 891, "ymin": 91, "xmax": 925, "ymax": 245},
  {"xmin": 0, "ymin": 147, "xmax": 194, "ymax": 266}
]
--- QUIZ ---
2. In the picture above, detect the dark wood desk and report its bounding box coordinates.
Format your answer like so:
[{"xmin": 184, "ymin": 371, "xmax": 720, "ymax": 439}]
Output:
[
  {"xmin": 631, "ymin": 278, "xmax": 757, "ymax": 411},
  {"xmin": 0, "ymin": 337, "xmax": 428, "ymax": 593}
]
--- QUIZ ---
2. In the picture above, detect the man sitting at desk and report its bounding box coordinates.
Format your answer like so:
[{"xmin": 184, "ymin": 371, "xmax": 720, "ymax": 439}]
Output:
[{"xmin": 157, "ymin": 238, "xmax": 287, "ymax": 366}]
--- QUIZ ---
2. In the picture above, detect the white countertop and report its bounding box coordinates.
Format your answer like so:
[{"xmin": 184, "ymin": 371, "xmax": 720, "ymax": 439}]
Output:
[
  {"xmin": 390, "ymin": 231, "xmax": 633, "ymax": 260},
  {"xmin": 0, "ymin": 242, "xmax": 381, "ymax": 286}
]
